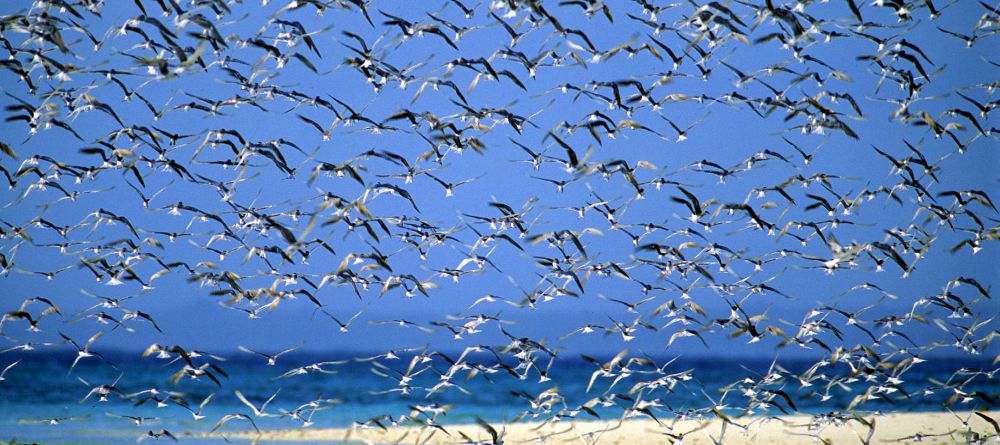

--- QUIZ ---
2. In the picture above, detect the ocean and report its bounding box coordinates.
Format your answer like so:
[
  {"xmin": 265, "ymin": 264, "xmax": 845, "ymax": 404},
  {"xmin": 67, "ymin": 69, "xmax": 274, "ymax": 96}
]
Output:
[{"xmin": 0, "ymin": 350, "xmax": 996, "ymax": 444}]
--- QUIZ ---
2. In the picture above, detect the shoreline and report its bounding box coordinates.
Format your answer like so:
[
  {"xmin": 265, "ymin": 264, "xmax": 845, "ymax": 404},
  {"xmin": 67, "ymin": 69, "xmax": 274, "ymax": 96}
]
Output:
[{"xmin": 198, "ymin": 410, "xmax": 1000, "ymax": 444}]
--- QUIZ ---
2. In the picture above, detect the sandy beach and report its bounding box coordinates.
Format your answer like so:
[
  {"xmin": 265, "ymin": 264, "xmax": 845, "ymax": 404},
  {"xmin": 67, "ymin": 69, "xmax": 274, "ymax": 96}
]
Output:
[{"xmin": 203, "ymin": 411, "xmax": 1000, "ymax": 444}]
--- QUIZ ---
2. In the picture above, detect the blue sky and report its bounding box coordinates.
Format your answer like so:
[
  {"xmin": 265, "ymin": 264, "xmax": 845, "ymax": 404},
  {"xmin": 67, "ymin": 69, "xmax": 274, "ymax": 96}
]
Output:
[{"xmin": 0, "ymin": 0, "xmax": 997, "ymax": 362}]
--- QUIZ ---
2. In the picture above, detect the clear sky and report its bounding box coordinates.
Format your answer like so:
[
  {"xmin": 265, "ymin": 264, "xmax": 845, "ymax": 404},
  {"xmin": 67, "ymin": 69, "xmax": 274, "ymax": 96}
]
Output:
[{"xmin": 0, "ymin": 0, "xmax": 997, "ymax": 362}]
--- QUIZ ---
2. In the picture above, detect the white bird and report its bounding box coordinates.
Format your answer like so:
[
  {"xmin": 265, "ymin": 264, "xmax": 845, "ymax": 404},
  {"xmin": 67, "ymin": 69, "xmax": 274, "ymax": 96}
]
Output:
[
  {"xmin": 234, "ymin": 388, "xmax": 281, "ymax": 417},
  {"xmin": 0, "ymin": 359, "xmax": 20, "ymax": 382},
  {"xmin": 238, "ymin": 343, "xmax": 301, "ymax": 366}
]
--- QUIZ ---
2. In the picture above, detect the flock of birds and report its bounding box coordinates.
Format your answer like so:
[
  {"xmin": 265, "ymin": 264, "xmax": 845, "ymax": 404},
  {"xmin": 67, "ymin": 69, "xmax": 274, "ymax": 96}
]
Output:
[{"xmin": 0, "ymin": 0, "xmax": 998, "ymax": 443}]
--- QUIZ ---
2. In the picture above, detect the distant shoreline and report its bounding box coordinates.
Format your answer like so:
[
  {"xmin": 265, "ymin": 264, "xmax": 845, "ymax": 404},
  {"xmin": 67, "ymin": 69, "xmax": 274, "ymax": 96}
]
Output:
[{"xmin": 198, "ymin": 411, "xmax": 1000, "ymax": 444}]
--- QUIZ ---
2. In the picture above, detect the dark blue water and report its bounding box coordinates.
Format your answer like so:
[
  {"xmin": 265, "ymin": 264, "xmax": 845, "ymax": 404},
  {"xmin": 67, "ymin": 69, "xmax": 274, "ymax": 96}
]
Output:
[{"xmin": 1, "ymin": 351, "xmax": 996, "ymax": 444}]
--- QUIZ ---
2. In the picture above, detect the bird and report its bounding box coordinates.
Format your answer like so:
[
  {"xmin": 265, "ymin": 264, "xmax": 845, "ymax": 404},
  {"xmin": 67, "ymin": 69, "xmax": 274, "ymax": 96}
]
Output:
[
  {"xmin": 475, "ymin": 417, "xmax": 505, "ymax": 445},
  {"xmin": 0, "ymin": 360, "xmax": 20, "ymax": 382},
  {"xmin": 138, "ymin": 429, "xmax": 177, "ymax": 442},
  {"xmin": 210, "ymin": 413, "xmax": 259, "ymax": 434},
  {"xmin": 318, "ymin": 308, "xmax": 364, "ymax": 333},
  {"xmin": 61, "ymin": 330, "xmax": 108, "ymax": 374},
  {"xmin": 106, "ymin": 412, "xmax": 158, "ymax": 426},
  {"xmin": 237, "ymin": 344, "xmax": 302, "ymax": 366},
  {"xmin": 234, "ymin": 388, "xmax": 281, "ymax": 418}
]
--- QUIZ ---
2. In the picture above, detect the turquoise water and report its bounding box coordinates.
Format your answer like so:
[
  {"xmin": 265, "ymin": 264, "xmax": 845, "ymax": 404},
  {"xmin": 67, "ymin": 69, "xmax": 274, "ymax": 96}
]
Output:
[{"xmin": 1, "ymin": 351, "xmax": 996, "ymax": 443}]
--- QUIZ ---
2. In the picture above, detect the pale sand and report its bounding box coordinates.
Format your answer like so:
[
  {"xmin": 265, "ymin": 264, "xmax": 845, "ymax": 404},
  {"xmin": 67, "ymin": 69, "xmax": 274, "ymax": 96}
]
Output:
[{"xmin": 202, "ymin": 411, "xmax": 1000, "ymax": 444}]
